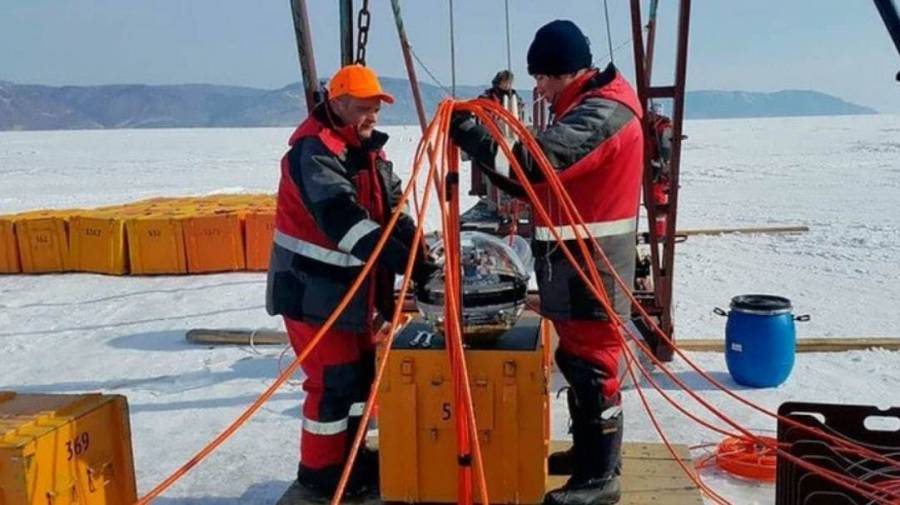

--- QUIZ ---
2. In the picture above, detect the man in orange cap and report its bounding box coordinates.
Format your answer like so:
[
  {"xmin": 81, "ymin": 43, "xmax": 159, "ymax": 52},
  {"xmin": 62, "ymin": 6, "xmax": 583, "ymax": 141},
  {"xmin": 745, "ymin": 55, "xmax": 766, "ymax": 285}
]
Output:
[{"xmin": 268, "ymin": 64, "xmax": 435, "ymax": 501}]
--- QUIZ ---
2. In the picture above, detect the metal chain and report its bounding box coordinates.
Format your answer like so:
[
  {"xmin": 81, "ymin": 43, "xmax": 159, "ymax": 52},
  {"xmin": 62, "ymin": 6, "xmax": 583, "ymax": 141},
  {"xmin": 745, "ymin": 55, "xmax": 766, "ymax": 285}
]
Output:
[{"xmin": 355, "ymin": 0, "xmax": 371, "ymax": 65}]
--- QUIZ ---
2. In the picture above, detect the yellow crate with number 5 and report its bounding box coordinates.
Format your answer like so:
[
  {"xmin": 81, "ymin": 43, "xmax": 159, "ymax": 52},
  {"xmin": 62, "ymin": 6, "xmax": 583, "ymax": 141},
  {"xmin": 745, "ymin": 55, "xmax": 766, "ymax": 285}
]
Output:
[
  {"xmin": 0, "ymin": 391, "xmax": 138, "ymax": 505},
  {"xmin": 378, "ymin": 318, "xmax": 551, "ymax": 504}
]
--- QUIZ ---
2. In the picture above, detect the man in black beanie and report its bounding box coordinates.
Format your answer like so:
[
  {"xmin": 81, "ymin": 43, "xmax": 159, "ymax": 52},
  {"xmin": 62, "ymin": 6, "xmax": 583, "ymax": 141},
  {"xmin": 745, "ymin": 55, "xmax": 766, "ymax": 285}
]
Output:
[{"xmin": 450, "ymin": 19, "xmax": 644, "ymax": 505}]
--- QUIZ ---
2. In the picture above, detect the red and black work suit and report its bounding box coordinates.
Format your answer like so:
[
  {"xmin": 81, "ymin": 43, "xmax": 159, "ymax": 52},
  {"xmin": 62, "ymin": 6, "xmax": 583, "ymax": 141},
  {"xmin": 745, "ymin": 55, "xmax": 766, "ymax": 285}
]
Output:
[
  {"xmin": 451, "ymin": 64, "xmax": 643, "ymax": 478},
  {"xmin": 480, "ymin": 86, "xmax": 522, "ymax": 105},
  {"xmin": 266, "ymin": 103, "xmax": 419, "ymax": 484}
]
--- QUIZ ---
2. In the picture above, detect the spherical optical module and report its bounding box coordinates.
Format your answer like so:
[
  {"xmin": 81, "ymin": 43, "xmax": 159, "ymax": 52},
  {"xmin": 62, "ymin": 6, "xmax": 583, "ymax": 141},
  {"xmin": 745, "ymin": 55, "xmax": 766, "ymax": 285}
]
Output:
[{"xmin": 416, "ymin": 231, "xmax": 531, "ymax": 345}]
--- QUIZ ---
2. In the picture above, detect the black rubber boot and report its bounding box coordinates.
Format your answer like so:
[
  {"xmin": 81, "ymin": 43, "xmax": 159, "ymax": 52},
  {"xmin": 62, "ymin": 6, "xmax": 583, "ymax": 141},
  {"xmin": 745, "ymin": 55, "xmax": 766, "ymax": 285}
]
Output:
[
  {"xmin": 543, "ymin": 414, "xmax": 623, "ymax": 505},
  {"xmin": 548, "ymin": 388, "xmax": 577, "ymax": 475},
  {"xmin": 548, "ymin": 445, "xmax": 576, "ymax": 476},
  {"xmin": 543, "ymin": 475, "xmax": 620, "ymax": 505},
  {"xmin": 548, "ymin": 444, "xmax": 621, "ymax": 477},
  {"xmin": 546, "ymin": 349, "xmax": 624, "ymax": 505},
  {"xmin": 345, "ymin": 415, "xmax": 380, "ymax": 490},
  {"xmin": 548, "ymin": 388, "xmax": 621, "ymax": 477},
  {"xmin": 288, "ymin": 459, "xmax": 377, "ymax": 504},
  {"xmin": 288, "ymin": 434, "xmax": 379, "ymax": 505}
]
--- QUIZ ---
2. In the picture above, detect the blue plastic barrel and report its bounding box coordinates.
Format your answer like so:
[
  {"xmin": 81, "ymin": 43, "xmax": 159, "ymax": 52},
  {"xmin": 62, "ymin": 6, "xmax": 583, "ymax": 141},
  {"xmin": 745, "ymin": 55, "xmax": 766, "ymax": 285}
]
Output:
[{"xmin": 717, "ymin": 295, "xmax": 808, "ymax": 388}]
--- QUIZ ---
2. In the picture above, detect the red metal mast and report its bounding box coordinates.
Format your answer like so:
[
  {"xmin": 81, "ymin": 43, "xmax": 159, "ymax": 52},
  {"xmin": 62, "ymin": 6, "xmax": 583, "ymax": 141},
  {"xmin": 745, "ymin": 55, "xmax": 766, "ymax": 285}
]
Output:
[{"xmin": 630, "ymin": 0, "xmax": 692, "ymax": 361}]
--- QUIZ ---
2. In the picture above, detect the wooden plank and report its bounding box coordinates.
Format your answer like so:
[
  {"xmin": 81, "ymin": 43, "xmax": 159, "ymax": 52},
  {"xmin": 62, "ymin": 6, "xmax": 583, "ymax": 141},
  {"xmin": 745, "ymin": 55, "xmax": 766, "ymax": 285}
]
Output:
[
  {"xmin": 678, "ymin": 225, "xmax": 809, "ymax": 237},
  {"xmin": 185, "ymin": 328, "xmax": 288, "ymax": 345},
  {"xmin": 277, "ymin": 441, "xmax": 703, "ymax": 505},
  {"xmin": 678, "ymin": 337, "xmax": 900, "ymax": 353},
  {"xmin": 185, "ymin": 328, "xmax": 900, "ymax": 354},
  {"xmin": 549, "ymin": 441, "xmax": 703, "ymax": 505}
]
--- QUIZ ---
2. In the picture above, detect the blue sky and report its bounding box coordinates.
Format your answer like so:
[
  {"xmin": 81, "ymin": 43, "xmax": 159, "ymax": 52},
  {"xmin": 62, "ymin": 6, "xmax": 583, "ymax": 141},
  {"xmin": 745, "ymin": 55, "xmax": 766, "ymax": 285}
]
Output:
[{"xmin": 2, "ymin": 1, "xmax": 898, "ymax": 111}]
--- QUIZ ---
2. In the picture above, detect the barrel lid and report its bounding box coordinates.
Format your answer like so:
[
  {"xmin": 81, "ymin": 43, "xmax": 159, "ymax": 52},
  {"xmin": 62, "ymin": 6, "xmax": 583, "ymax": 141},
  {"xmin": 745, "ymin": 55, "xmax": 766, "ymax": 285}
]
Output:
[{"xmin": 730, "ymin": 295, "xmax": 792, "ymax": 315}]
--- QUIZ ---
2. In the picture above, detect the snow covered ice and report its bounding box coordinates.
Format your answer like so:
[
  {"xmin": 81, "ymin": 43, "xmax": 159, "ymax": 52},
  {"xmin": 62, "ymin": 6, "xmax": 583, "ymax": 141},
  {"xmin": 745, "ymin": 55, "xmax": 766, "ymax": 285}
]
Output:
[{"xmin": 1, "ymin": 114, "xmax": 899, "ymax": 504}]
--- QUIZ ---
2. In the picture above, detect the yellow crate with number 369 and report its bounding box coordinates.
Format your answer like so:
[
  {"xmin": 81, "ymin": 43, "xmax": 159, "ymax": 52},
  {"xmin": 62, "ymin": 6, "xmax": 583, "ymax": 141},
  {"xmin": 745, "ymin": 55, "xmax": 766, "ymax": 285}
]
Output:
[{"xmin": 0, "ymin": 392, "xmax": 137, "ymax": 505}]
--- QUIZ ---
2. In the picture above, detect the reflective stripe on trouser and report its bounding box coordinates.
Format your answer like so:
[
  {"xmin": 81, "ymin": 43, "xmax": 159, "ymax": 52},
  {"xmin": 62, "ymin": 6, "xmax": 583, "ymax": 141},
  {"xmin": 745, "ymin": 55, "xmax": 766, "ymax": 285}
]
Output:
[
  {"xmin": 533, "ymin": 217, "xmax": 637, "ymax": 242},
  {"xmin": 285, "ymin": 318, "xmax": 375, "ymax": 470}
]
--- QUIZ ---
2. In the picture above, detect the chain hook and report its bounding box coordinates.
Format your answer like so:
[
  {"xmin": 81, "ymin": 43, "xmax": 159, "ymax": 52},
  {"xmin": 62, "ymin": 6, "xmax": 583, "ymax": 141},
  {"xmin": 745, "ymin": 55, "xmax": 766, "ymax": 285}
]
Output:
[{"xmin": 355, "ymin": 0, "xmax": 371, "ymax": 65}]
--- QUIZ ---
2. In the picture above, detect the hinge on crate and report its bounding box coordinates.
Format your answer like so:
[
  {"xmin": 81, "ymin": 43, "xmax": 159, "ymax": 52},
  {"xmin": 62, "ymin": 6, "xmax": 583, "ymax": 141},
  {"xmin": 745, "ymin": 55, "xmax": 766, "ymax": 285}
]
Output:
[
  {"xmin": 87, "ymin": 461, "xmax": 114, "ymax": 493},
  {"xmin": 401, "ymin": 359, "xmax": 415, "ymax": 384},
  {"xmin": 45, "ymin": 482, "xmax": 77, "ymax": 505}
]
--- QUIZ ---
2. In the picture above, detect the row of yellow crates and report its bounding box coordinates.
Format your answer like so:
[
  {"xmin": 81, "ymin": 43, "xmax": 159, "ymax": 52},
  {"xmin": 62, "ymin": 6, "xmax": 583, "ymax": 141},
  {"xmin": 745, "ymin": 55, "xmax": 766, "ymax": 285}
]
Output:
[{"xmin": 0, "ymin": 194, "xmax": 276, "ymax": 275}]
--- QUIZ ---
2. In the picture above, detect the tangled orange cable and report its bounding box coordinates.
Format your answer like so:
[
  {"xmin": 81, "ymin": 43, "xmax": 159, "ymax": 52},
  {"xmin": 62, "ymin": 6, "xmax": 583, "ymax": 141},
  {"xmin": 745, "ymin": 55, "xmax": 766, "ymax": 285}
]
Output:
[
  {"xmin": 331, "ymin": 102, "xmax": 491, "ymax": 505},
  {"xmin": 695, "ymin": 437, "xmax": 778, "ymax": 482},
  {"xmin": 136, "ymin": 98, "xmax": 898, "ymax": 505},
  {"xmin": 462, "ymin": 98, "xmax": 899, "ymax": 504}
]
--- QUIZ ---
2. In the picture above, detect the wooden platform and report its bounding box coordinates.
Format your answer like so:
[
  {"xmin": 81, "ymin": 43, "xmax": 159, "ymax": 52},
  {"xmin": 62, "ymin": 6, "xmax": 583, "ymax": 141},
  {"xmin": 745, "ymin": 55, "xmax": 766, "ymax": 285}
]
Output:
[
  {"xmin": 277, "ymin": 441, "xmax": 703, "ymax": 505},
  {"xmin": 549, "ymin": 441, "xmax": 704, "ymax": 505}
]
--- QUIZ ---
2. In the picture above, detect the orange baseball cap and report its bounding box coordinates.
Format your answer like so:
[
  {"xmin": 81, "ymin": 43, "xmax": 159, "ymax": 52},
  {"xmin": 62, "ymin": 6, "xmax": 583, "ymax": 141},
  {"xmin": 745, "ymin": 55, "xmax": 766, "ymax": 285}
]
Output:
[{"xmin": 328, "ymin": 64, "xmax": 395, "ymax": 104}]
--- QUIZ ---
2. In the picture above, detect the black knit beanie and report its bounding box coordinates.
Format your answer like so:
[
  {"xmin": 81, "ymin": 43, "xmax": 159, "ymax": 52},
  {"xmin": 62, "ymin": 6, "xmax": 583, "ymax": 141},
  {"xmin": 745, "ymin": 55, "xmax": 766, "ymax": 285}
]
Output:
[{"xmin": 527, "ymin": 20, "xmax": 593, "ymax": 76}]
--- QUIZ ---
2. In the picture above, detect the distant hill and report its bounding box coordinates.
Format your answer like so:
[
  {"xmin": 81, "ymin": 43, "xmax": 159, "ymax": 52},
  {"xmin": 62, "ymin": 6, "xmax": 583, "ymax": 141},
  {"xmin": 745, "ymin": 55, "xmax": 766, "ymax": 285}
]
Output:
[
  {"xmin": 0, "ymin": 79, "xmax": 876, "ymax": 131},
  {"xmin": 685, "ymin": 89, "xmax": 876, "ymax": 119}
]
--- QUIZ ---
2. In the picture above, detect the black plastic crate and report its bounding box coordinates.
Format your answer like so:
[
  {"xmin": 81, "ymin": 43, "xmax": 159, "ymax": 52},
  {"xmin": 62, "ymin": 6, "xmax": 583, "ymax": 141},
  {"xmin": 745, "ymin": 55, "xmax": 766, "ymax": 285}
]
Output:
[{"xmin": 776, "ymin": 402, "xmax": 900, "ymax": 504}]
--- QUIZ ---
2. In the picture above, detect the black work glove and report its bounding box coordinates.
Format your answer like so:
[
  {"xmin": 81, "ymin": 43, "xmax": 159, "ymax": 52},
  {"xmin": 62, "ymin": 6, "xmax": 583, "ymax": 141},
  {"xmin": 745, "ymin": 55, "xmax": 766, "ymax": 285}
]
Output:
[
  {"xmin": 449, "ymin": 111, "xmax": 477, "ymax": 143},
  {"xmin": 412, "ymin": 256, "xmax": 441, "ymax": 289}
]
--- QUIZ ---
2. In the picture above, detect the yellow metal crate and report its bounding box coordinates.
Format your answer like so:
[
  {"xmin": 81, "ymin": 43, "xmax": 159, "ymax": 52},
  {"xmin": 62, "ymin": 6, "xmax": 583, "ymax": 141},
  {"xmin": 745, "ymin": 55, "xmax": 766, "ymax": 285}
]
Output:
[
  {"xmin": 0, "ymin": 392, "xmax": 137, "ymax": 505},
  {"xmin": 378, "ymin": 318, "xmax": 551, "ymax": 504},
  {"xmin": 125, "ymin": 214, "xmax": 188, "ymax": 275},
  {"xmin": 68, "ymin": 214, "xmax": 128, "ymax": 275},
  {"xmin": 182, "ymin": 212, "xmax": 245, "ymax": 273},
  {"xmin": 14, "ymin": 212, "xmax": 72, "ymax": 273},
  {"xmin": 243, "ymin": 210, "xmax": 275, "ymax": 272},
  {"xmin": 0, "ymin": 216, "xmax": 20, "ymax": 274}
]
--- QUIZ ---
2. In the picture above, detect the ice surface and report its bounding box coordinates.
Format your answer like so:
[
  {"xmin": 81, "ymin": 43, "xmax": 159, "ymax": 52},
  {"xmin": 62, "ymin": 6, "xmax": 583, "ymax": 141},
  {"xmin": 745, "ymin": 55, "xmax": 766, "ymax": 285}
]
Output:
[{"xmin": 1, "ymin": 114, "xmax": 898, "ymax": 503}]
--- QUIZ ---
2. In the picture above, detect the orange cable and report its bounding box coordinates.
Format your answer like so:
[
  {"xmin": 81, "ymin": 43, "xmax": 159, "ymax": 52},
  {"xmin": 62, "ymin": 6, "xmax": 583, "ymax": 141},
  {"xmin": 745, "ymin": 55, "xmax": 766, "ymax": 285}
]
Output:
[
  {"xmin": 435, "ymin": 101, "xmax": 491, "ymax": 505},
  {"xmin": 457, "ymin": 101, "xmax": 730, "ymax": 502},
  {"xmin": 136, "ymin": 98, "xmax": 899, "ymax": 505},
  {"xmin": 502, "ymin": 106, "xmax": 899, "ymax": 502},
  {"xmin": 461, "ymin": 99, "xmax": 899, "ymax": 503}
]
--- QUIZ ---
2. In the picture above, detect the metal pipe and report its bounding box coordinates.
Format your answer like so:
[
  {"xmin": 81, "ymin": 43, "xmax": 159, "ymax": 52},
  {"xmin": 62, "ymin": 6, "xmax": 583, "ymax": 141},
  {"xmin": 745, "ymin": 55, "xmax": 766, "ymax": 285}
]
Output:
[
  {"xmin": 505, "ymin": 0, "xmax": 512, "ymax": 71},
  {"xmin": 290, "ymin": 0, "xmax": 320, "ymax": 112},
  {"xmin": 645, "ymin": 0, "xmax": 660, "ymax": 83},
  {"xmin": 603, "ymin": 0, "xmax": 615, "ymax": 64},
  {"xmin": 390, "ymin": 0, "xmax": 429, "ymax": 132},
  {"xmin": 629, "ymin": 0, "xmax": 648, "ymax": 101},
  {"xmin": 875, "ymin": 0, "xmax": 900, "ymax": 54},
  {"xmin": 532, "ymin": 87, "xmax": 547, "ymax": 131},
  {"xmin": 340, "ymin": 0, "xmax": 354, "ymax": 67},
  {"xmin": 449, "ymin": 0, "xmax": 457, "ymax": 97},
  {"xmin": 874, "ymin": 0, "xmax": 900, "ymax": 80}
]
